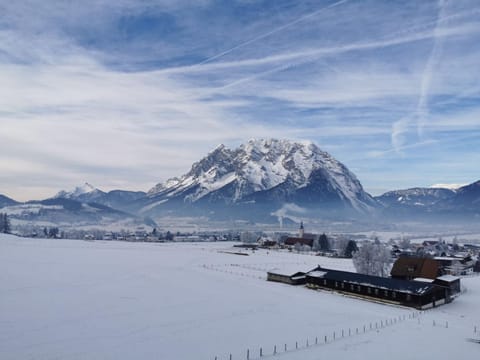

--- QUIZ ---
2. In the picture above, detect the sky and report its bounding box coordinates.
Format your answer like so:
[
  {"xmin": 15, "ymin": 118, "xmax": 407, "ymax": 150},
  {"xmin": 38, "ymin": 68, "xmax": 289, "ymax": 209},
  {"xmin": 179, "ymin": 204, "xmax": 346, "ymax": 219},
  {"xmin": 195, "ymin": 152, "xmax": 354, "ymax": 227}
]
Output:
[{"xmin": 0, "ymin": 0, "xmax": 479, "ymax": 201}]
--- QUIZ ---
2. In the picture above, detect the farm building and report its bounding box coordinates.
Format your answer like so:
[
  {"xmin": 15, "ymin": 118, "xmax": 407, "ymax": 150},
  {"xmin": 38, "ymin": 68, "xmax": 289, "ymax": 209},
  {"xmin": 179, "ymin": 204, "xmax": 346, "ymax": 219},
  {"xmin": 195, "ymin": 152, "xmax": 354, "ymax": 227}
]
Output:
[
  {"xmin": 434, "ymin": 275, "xmax": 461, "ymax": 295},
  {"xmin": 267, "ymin": 265, "xmax": 315, "ymax": 285},
  {"xmin": 306, "ymin": 267, "xmax": 451, "ymax": 309}
]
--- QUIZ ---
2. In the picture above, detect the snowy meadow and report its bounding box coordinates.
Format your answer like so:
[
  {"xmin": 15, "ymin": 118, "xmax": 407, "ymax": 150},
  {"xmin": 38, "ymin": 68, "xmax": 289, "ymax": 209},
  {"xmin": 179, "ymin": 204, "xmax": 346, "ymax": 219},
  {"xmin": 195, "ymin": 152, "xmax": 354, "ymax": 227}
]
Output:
[{"xmin": 1, "ymin": 234, "xmax": 479, "ymax": 360}]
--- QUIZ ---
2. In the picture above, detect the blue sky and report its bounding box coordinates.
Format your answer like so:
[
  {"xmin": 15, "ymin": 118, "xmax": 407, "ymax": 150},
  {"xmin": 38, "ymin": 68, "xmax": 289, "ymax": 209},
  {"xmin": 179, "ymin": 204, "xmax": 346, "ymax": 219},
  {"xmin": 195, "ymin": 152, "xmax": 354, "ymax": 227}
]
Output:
[{"xmin": 0, "ymin": 0, "xmax": 479, "ymax": 200}]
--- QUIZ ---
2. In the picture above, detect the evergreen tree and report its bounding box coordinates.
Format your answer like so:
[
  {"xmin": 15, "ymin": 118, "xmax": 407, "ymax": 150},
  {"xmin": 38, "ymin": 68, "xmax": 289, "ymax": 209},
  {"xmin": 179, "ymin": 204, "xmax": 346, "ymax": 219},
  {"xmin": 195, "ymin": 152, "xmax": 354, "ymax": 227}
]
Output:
[
  {"xmin": 319, "ymin": 233, "xmax": 330, "ymax": 251},
  {"xmin": 3, "ymin": 213, "xmax": 10, "ymax": 233},
  {"xmin": 344, "ymin": 240, "xmax": 358, "ymax": 258},
  {"xmin": 0, "ymin": 213, "xmax": 10, "ymax": 233},
  {"xmin": 48, "ymin": 227, "xmax": 59, "ymax": 238}
]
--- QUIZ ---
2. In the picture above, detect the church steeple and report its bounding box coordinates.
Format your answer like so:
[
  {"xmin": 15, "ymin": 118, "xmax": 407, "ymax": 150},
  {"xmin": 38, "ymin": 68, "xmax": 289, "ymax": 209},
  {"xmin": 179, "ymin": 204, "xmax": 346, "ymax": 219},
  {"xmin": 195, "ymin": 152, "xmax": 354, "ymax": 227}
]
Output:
[{"xmin": 299, "ymin": 221, "xmax": 304, "ymax": 238}]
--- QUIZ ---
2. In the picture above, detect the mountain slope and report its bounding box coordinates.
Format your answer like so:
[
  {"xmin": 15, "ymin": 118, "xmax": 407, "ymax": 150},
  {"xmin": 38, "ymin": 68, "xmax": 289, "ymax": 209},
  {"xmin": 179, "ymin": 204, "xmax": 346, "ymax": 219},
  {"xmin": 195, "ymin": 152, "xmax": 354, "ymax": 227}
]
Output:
[
  {"xmin": 376, "ymin": 181, "xmax": 480, "ymax": 221},
  {"xmin": 375, "ymin": 187, "xmax": 456, "ymax": 208},
  {"xmin": 143, "ymin": 139, "xmax": 377, "ymax": 220},
  {"xmin": 0, "ymin": 194, "xmax": 19, "ymax": 208},
  {"xmin": 2, "ymin": 197, "xmax": 143, "ymax": 228},
  {"xmin": 54, "ymin": 183, "xmax": 146, "ymax": 212}
]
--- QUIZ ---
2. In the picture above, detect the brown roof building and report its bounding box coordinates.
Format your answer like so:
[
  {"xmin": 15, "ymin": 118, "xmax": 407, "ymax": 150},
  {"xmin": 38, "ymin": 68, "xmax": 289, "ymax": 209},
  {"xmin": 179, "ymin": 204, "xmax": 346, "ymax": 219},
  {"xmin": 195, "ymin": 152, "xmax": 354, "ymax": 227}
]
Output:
[
  {"xmin": 284, "ymin": 237, "xmax": 314, "ymax": 247},
  {"xmin": 390, "ymin": 256, "xmax": 440, "ymax": 280}
]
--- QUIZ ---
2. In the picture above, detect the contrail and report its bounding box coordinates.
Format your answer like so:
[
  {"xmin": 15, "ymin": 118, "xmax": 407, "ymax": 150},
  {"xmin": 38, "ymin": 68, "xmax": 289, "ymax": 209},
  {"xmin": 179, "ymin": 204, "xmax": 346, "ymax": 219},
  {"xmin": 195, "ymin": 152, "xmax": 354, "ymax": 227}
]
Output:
[
  {"xmin": 416, "ymin": 0, "xmax": 447, "ymax": 138},
  {"xmin": 153, "ymin": 6, "xmax": 479, "ymax": 77},
  {"xmin": 196, "ymin": 0, "xmax": 349, "ymax": 65},
  {"xmin": 218, "ymin": 3, "xmax": 479, "ymax": 92}
]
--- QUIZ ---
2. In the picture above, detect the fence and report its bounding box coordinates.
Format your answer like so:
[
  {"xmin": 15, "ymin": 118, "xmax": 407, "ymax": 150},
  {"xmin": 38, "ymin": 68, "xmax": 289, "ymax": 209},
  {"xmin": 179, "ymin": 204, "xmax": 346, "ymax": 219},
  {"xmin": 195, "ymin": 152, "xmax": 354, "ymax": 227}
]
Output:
[{"xmin": 211, "ymin": 312, "xmax": 425, "ymax": 360}]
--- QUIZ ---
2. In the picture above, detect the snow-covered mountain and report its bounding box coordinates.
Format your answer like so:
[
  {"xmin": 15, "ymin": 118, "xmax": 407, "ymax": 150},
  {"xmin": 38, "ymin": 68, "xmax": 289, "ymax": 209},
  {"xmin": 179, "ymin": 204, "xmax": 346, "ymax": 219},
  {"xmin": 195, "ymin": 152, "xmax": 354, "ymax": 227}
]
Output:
[
  {"xmin": 54, "ymin": 182, "xmax": 106, "ymax": 202},
  {"xmin": 441, "ymin": 180, "xmax": 480, "ymax": 212},
  {"xmin": 2, "ymin": 197, "xmax": 136, "ymax": 227},
  {"xmin": 54, "ymin": 183, "xmax": 146, "ymax": 212},
  {"xmin": 375, "ymin": 187, "xmax": 456, "ymax": 208},
  {"xmin": 144, "ymin": 139, "xmax": 377, "ymax": 220},
  {"xmin": 376, "ymin": 181, "xmax": 480, "ymax": 221}
]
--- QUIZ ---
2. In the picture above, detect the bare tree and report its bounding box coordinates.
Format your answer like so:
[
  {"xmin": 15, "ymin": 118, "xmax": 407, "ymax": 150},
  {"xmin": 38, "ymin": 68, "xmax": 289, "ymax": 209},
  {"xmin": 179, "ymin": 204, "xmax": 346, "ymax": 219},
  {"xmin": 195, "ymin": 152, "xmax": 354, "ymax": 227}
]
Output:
[{"xmin": 353, "ymin": 241, "xmax": 392, "ymax": 277}]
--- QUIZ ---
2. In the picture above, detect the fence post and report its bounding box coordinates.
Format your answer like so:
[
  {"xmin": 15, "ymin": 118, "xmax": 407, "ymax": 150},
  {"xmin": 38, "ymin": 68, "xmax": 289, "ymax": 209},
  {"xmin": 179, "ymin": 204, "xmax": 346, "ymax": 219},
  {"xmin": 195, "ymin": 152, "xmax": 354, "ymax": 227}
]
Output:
[
  {"xmin": 433, "ymin": 320, "xmax": 436, "ymax": 327},
  {"xmin": 333, "ymin": 331, "xmax": 335, "ymax": 340},
  {"xmin": 325, "ymin": 335, "xmax": 327, "ymax": 343},
  {"xmin": 229, "ymin": 354, "xmax": 232, "ymax": 360},
  {"xmin": 446, "ymin": 321, "xmax": 448, "ymax": 329},
  {"xmin": 285, "ymin": 343, "xmax": 287, "ymax": 352},
  {"xmin": 363, "ymin": 325, "xmax": 366, "ymax": 333},
  {"xmin": 349, "ymin": 328, "xmax": 351, "ymax": 336},
  {"xmin": 342, "ymin": 329, "xmax": 344, "ymax": 337},
  {"xmin": 296, "ymin": 341, "xmax": 298, "ymax": 349},
  {"xmin": 274, "ymin": 345, "xmax": 277, "ymax": 354},
  {"xmin": 306, "ymin": 339, "xmax": 309, "ymax": 347},
  {"xmin": 315, "ymin": 336, "xmax": 318, "ymax": 345},
  {"xmin": 247, "ymin": 349, "xmax": 249, "ymax": 360}
]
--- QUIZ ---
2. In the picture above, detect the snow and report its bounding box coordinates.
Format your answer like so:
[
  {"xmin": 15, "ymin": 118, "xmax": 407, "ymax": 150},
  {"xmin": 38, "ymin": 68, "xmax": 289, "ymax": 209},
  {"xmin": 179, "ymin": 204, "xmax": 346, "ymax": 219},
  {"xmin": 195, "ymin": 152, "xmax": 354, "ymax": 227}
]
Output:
[
  {"xmin": 267, "ymin": 265, "xmax": 316, "ymax": 277},
  {"xmin": 414, "ymin": 277, "xmax": 435, "ymax": 283},
  {"xmin": 437, "ymin": 275, "xmax": 461, "ymax": 282},
  {"xmin": 1, "ymin": 234, "xmax": 479, "ymax": 360},
  {"xmin": 55, "ymin": 182, "xmax": 99, "ymax": 199}
]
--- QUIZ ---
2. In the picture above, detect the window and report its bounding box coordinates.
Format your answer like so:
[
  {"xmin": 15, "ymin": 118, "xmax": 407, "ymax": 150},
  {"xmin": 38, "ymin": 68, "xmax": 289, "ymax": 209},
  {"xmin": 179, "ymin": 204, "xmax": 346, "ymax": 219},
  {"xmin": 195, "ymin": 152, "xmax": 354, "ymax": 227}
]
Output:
[
  {"xmin": 406, "ymin": 294, "xmax": 412, "ymax": 301},
  {"xmin": 367, "ymin": 287, "xmax": 372, "ymax": 294},
  {"xmin": 350, "ymin": 284, "xmax": 354, "ymax": 291},
  {"xmin": 384, "ymin": 290, "xmax": 389, "ymax": 297},
  {"xmin": 392, "ymin": 292, "xmax": 397, "ymax": 299},
  {"xmin": 357, "ymin": 285, "xmax": 361, "ymax": 292},
  {"xmin": 375, "ymin": 289, "xmax": 379, "ymax": 296},
  {"xmin": 341, "ymin": 282, "xmax": 345, "ymax": 289},
  {"xmin": 335, "ymin": 281, "xmax": 338, "ymax": 288},
  {"xmin": 323, "ymin": 279, "xmax": 327, "ymax": 285}
]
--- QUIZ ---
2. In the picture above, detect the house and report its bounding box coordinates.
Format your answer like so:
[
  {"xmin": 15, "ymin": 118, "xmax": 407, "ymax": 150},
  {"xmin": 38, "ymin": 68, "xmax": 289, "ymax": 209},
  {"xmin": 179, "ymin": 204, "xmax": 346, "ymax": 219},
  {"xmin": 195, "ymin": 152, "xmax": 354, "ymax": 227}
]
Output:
[
  {"xmin": 434, "ymin": 255, "xmax": 475, "ymax": 275},
  {"xmin": 306, "ymin": 267, "xmax": 450, "ymax": 309},
  {"xmin": 267, "ymin": 265, "xmax": 314, "ymax": 285},
  {"xmin": 390, "ymin": 256, "xmax": 440, "ymax": 280}
]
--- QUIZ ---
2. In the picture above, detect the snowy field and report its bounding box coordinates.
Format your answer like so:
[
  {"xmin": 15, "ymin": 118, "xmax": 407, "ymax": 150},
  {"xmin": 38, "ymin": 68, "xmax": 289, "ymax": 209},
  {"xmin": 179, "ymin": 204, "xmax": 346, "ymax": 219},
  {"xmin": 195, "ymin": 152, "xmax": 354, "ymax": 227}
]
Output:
[{"xmin": 1, "ymin": 234, "xmax": 479, "ymax": 360}]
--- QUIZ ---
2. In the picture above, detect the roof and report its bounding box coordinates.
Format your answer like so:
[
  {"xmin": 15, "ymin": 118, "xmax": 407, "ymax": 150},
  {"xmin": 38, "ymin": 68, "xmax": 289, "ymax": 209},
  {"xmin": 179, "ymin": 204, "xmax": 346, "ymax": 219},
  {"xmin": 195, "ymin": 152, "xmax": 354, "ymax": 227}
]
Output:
[
  {"xmin": 284, "ymin": 237, "xmax": 314, "ymax": 247},
  {"xmin": 267, "ymin": 265, "xmax": 315, "ymax": 277},
  {"xmin": 307, "ymin": 267, "xmax": 435, "ymax": 295},
  {"xmin": 436, "ymin": 275, "xmax": 460, "ymax": 282},
  {"xmin": 308, "ymin": 270, "xmax": 328, "ymax": 278},
  {"xmin": 390, "ymin": 256, "xmax": 439, "ymax": 279}
]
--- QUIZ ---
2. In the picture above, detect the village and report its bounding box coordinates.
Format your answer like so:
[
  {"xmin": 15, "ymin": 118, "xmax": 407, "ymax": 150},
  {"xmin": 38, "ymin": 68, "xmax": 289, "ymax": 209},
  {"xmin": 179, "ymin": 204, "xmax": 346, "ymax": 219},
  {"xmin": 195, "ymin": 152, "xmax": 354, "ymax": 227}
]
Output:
[{"xmin": 260, "ymin": 223, "xmax": 479, "ymax": 310}]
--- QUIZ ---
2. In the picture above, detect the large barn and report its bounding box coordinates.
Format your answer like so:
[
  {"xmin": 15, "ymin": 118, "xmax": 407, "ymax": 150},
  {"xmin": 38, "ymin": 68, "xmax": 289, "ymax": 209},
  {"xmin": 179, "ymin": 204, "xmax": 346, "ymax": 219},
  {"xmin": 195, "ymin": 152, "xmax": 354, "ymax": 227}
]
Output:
[{"xmin": 306, "ymin": 267, "xmax": 451, "ymax": 309}]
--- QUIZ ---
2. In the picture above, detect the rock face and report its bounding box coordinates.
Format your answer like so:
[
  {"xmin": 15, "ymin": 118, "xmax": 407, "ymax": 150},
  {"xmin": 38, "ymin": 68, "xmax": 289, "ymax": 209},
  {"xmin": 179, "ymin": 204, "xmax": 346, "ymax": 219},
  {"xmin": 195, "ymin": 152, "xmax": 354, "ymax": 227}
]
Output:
[{"xmin": 144, "ymin": 139, "xmax": 377, "ymax": 220}]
